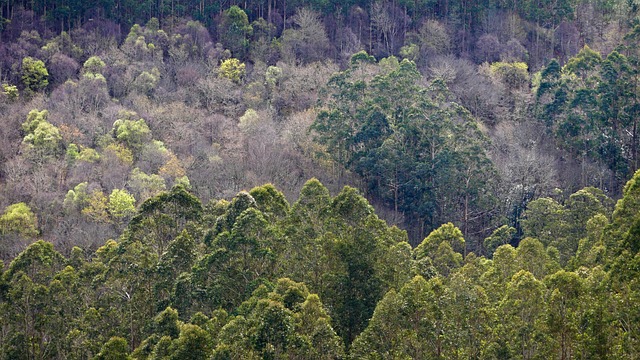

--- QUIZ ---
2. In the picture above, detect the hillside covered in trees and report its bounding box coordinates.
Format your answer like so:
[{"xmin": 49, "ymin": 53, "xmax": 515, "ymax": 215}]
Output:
[{"xmin": 1, "ymin": 0, "xmax": 640, "ymax": 358}]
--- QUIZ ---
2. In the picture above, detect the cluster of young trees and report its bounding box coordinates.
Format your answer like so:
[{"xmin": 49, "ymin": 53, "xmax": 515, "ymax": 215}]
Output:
[{"xmin": 0, "ymin": 172, "xmax": 639, "ymax": 358}]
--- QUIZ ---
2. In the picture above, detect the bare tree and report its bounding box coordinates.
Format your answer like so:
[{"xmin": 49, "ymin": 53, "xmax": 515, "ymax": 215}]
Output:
[{"xmin": 280, "ymin": 8, "xmax": 332, "ymax": 65}]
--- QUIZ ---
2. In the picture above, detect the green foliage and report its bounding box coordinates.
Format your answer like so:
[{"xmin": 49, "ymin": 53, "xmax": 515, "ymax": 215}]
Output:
[
  {"xmin": 170, "ymin": 324, "xmax": 212, "ymax": 359},
  {"xmin": 95, "ymin": 337, "xmax": 131, "ymax": 360},
  {"xmin": 415, "ymin": 222, "xmax": 466, "ymax": 259},
  {"xmin": 516, "ymin": 237, "xmax": 555, "ymax": 279},
  {"xmin": 21, "ymin": 57, "xmax": 49, "ymax": 94},
  {"xmin": 1, "ymin": 177, "xmax": 640, "ymax": 359},
  {"xmin": 489, "ymin": 61, "xmax": 529, "ymax": 90},
  {"xmin": 484, "ymin": 225, "xmax": 516, "ymax": 258},
  {"xmin": 238, "ymin": 108, "xmax": 260, "ymax": 132},
  {"xmin": 105, "ymin": 143, "xmax": 135, "ymax": 165},
  {"xmin": 23, "ymin": 120, "xmax": 62, "ymax": 154},
  {"xmin": 320, "ymin": 186, "xmax": 411, "ymax": 344},
  {"xmin": 545, "ymin": 270, "xmax": 585, "ymax": 359},
  {"xmin": 78, "ymin": 145, "xmax": 100, "ymax": 162},
  {"xmin": 521, "ymin": 197, "xmax": 566, "ymax": 247},
  {"xmin": 194, "ymin": 206, "xmax": 278, "ymax": 310},
  {"xmin": 494, "ymin": 270, "xmax": 549, "ymax": 359},
  {"xmin": 112, "ymin": 117, "xmax": 152, "ymax": 151},
  {"xmin": 218, "ymin": 6, "xmax": 252, "ymax": 59},
  {"xmin": 214, "ymin": 191, "xmax": 257, "ymax": 233},
  {"xmin": 66, "ymin": 143, "xmax": 80, "ymax": 163},
  {"xmin": 537, "ymin": 44, "xmax": 640, "ymax": 193},
  {"xmin": 83, "ymin": 55, "xmax": 106, "ymax": 74},
  {"xmin": 265, "ymin": 66, "xmax": 282, "ymax": 88},
  {"xmin": 3, "ymin": 254, "xmax": 78, "ymax": 359},
  {"xmin": 132, "ymin": 68, "xmax": 160, "ymax": 95},
  {"xmin": 157, "ymin": 231, "xmax": 197, "ymax": 298},
  {"xmin": 399, "ymin": 43, "xmax": 418, "ymax": 61},
  {"xmin": 4, "ymin": 240, "xmax": 65, "ymax": 284},
  {"xmin": 564, "ymin": 45, "xmax": 602, "ymax": 76},
  {"xmin": 108, "ymin": 189, "xmax": 136, "ymax": 219},
  {"xmin": 21, "ymin": 109, "xmax": 62, "ymax": 155},
  {"xmin": 248, "ymin": 183, "xmax": 290, "ymax": 221},
  {"xmin": 520, "ymin": 187, "xmax": 613, "ymax": 265},
  {"xmin": 313, "ymin": 55, "xmax": 497, "ymax": 240},
  {"xmin": 0, "ymin": 202, "xmax": 38, "ymax": 238},
  {"xmin": 350, "ymin": 50, "xmax": 376, "ymax": 65},
  {"xmin": 350, "ymin": 275, "xmax": 436, "ymax": 359},
  {"xmin": 2, "ymin": 83, "xmax": 19, "ymax": 100},
  {"xmin": 213, "ymin": 278, "xmax": 343, "ymax": 359},
  {"xmin": 280, "ymin": 178, "xmax": 333, "ymax": 286},
  {"xmin": 82, "ymin": 189, "xmax": 111, "ymax": 223},
  {"xmin": 129, "ymin": 168, "xmax": 167, "ymax": 200},
  {"xmin": 63, "ymin": 182, "xmax": 90, "ymax": 211},
  {"xmin": 218, "ymin": 58, "xmax": 245, "ymax": 83},
  {"xmin": 608, "ymin": 170, "xmax": 640, "ymax": 287},
  {"xmin": 126, "ymin": 184, "xmax": 202, "ymax": 257}
]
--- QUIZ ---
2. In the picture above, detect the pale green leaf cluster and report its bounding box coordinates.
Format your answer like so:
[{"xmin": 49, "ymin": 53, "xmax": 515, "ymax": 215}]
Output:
[
  {"xmin": 219, "ymin": 58, "xmax": 245, "ymax": 83},
  {"xmin": 21, "ymin": 109, "xmax": 62, "ymax": 155},
  {"xmin": 21, "ymin": 56, "xmax": 49, "ymax": 94},
  {"xmin": 0, "ymin": 202, "xmax": 38, "ymax": 237},
  {"xmin": 113, "ymin": 117, "xmax": 152, "ymax": 151}
]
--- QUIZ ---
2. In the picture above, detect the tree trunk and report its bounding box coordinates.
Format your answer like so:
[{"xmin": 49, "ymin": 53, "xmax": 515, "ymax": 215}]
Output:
[
  {"xmin": 282, "ymin": 0, "xmax": 286, "ymax": 31},
  {"xmin": 632, "ymin": 72, "xmax": 639, "ymax": 172}
]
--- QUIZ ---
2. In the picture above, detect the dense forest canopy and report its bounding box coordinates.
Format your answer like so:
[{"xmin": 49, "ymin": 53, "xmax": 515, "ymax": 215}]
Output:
[
  {"xmin": 1, "ymin": 0, "xmax": 640, "ymax": 358},
  {"xmin": 0, "ymin": 177, "xmax": 638, "ymax": 358}
]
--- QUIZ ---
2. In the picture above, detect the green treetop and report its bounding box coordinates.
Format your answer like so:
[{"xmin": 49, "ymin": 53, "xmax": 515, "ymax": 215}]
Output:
[{"xmin": 21, "ymin": 57, "xmax": 49, "ymax": 95}]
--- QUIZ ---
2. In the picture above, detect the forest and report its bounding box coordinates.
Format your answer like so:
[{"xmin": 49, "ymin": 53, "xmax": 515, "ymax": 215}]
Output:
[{"xmin": 1, "ymin": 0, "xmax": 640, "ymax": 358}]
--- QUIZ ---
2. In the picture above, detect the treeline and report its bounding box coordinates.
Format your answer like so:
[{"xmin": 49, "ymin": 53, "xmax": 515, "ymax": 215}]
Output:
[
  {"xmin": 1, "ymin": 173, "xmax": 639, "ymax": 358},
  {"xmin": 2, "ymin": 0, "xmax": 639, "ymax": 68}
]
